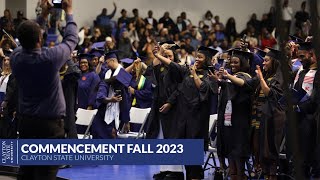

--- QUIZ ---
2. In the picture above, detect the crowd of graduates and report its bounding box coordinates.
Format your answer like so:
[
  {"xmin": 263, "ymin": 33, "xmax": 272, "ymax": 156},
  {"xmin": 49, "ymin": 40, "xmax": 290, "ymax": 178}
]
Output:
[{"xmin": 0, "ymin": 0, "xmax": 319, "ymax": 180}]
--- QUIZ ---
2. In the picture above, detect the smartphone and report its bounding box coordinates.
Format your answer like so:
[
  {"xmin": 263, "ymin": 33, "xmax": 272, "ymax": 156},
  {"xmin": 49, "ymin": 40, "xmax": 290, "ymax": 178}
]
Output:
[
  {"xmin": 214, "ymin": 63, "xmax": 221, "ymax": 71},
  {"xmin": 115, "ymin": 90, "xmax": 122, "ymax": 96},
  {"xmin": 207, "ymin": 65, "xmax": 215, "ymax": 73},
  {"xmin": 52, "ymin": 0, "xmax": 62, "ymax": 8}
]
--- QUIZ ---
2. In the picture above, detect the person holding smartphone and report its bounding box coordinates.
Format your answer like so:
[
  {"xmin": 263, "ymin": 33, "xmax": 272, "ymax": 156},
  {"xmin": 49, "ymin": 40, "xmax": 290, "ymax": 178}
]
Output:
[
  {"xmin": 216, "ymin": 49, "xmax": 253, "ymax": 180},
  {"xmin": 91, "ymin": 51, "xmax": 131, "ymax": 139},
  {"xmin": 10, "ymin": 0, "xmax": 77, "ymax": 179},
  {"xmin": 153, "ymin": 45, "xmax": 219, "ymax": 180}
]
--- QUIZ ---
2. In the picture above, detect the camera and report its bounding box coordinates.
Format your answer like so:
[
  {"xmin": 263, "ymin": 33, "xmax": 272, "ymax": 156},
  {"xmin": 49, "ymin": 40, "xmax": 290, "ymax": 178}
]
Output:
[
  {"xmin": 115, "ymin": 90, "xmax": 122, "ymax": 96},
  {"xmin": 52, "ymin": 0, "xmax": 62, "ymax": 8}
]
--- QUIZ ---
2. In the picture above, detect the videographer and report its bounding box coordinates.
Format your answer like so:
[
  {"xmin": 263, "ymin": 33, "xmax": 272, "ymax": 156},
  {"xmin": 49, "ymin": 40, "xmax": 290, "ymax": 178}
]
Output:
[{"xmin": 10, "ymin": 0, "xmax": 77, "ymax": 179}]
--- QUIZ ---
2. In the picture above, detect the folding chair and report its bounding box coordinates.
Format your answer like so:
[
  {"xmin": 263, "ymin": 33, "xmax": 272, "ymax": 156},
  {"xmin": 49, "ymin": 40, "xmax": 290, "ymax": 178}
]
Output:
[
  {"xmin": 75, "ymin": 108, "xmax": 97, "ymax": 139},
  {"xmin": 117, "ymin": 107, "xmax": 151, "ymax": 139},
  {"xmin": 204, "ymin": 114, "xmax": 218, "ymax": 171}
]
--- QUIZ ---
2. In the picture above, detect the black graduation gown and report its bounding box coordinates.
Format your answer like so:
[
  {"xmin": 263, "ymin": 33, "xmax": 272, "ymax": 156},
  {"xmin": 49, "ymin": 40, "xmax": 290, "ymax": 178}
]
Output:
[
  {"xmin": 247, "ymin": 71, "xmax": 286, "ymax": 161},
  {"xmin": 216, "ymin": 73, "xmax": 252, "ymax": 159},
  {"xmin": 61, "ymin": 60, "xmax": 81, "ymax": 139},
  {"xmin": 294, "ymin": 69, "xmax": 320, "ymax": 163},
  {"xmin": 145, "ymin": 63, "xmax": 180, "ymax": 139},
  {"xmin": 0, "ymin": 75, "xmax": 18, "ymax": 138},
  {"xmin": 164, "ymin": 62, "xmax": 217, "ymax": 147}
]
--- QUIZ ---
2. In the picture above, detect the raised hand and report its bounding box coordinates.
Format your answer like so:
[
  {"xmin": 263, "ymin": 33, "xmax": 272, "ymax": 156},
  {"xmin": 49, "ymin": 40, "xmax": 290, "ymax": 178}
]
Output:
[
  {"xmin": 255, "ymin": 65, "xmax": 263, "ymax": 80},
  {"xmin": 62, "ymin": 0, "xmax": 73, "ymax": 14},
  {"xmin": 152, "ymin": 45, "xmax": 160, "ymax": 56},
  {"xmin": 190, "ymin": 65, "xmax": 196, "ymax": 76},
  {"xmin": 134, "ymin": 58, "xmax": 141, "ymax": 64},
  {"xmin": 99, "ymin": 55, "xmax": 105, "ymax": 64}
]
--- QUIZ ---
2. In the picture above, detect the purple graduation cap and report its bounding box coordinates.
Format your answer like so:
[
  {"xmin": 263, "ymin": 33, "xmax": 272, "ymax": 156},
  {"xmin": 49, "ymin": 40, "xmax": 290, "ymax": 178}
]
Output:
[
  {"xmin": 115, "ymin": 68, "xmax": 133, "ymax": 87},
  {"xmin": 105, "ymin": 50, "xmax": 119, "ymax": 60},
  {"xmin": 91, "ymin": 41, "xmax": 105, "ymax": 49},
  {"xmin": 254, "ymin": 48, "xmax": 267, "ymax": 59},
  {"xmin": 120, "ymin": 58, "xmax": 134, "ymax": 65},
  {"xmin": 90, "ymin": 48, "xmax": 105, "ymax": 58}
]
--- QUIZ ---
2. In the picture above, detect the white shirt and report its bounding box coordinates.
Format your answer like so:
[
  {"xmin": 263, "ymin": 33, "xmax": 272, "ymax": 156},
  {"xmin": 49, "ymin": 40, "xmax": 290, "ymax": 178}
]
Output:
[
  {"xmin": 283, "ymin": 6, "xmax": 293, "ymax": 21},
  {"xmin": 146, "ymin": 18, "xmax": 154, "ymax": 25},
  {"xmin": 0, "ymin": 74, "xmax": 10, "ymax": 93}
]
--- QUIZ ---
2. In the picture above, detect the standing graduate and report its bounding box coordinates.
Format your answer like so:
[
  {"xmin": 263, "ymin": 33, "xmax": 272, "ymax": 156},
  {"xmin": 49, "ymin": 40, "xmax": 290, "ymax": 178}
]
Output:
[
  {"xmin": 292, "ymin": 42, "xmax": 320, "ymax": 179},
  {"xmin": 0, "ymin": 50, "xmax": 12, "ymax": 105},
  {"xmin": 60, "ymin": 59, "xmax": 81, "ymax": 139},
  {"xmin": 89, "ymin": 48, "xmax": 105, "ymax": 68},
  {"xmin": 147, "ymin": 41, "xmax": 184, "ymax": 180},
  {"xmin": 216, "ymin": 49, "xmax": 253, "ymax": 180},
  {"xmin": 0, "ymin": 50, "xmax": 17, "ymax": 138},
  {"xmin": 154, "ymin": 45, "xmax": 219, "ymax": 180},
  {"xmin": 247, "ymin": 48, "xmax": 286, "ymax": 180},
  {"xmin": 77, "ymin": 53, "xmax": 100, "ymax": 109},
  {"xmin": 124, "ymin": 57, "xmax": 153, "ymax": 108},
  {"xmin": 91, "ymin": 51, "xmax": 131, "ymax": 139}
]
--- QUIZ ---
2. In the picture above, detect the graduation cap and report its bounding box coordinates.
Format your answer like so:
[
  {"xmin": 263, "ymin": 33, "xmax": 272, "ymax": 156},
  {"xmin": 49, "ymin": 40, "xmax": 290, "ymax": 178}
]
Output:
[
  {"xmin": 115, "ymin": 68, "xmax": 133, "ymax": 87},
  {"xmin": 265, "ymin": 47, "xmax": 283, "ymax": 60},
  {"xmin": 120, "ymin": 58, "xmax": 134, "ymax": 65},
  {"xmin": 297, "ymin": 41, "xmax": 313, "ymax": 51},
  {"xmin": 78, "ymin": 53, "xmax": 95, "ymax": 60},
  {"xmin": 159, "ymin": 40, "xmax": 180, "ymax": 50},
  {"xmin": 198, "ymin": 46, "xmax": 219, "ymax": 59},
  {"xmin": 289, "ymin": 35, "xmax": 304, "ymax": 43},
  {"xmin": 254, "ymin": 48, "xmax": 267, "ymax": 59},
  {"xmin": 3, "ymin": 49, "xmax": 12, "ymax": 57},
  {"xmin": 226, "ymin": 47, "xmax": 240, "ymax": 55},
  {"xmin": 227, "ymin": 48, "xmax": 253, "ymax": 62},
  {"xmin": 105, "ymin": 50, "xmax": 119, "ymax": 60},
  {"xmin": 91, "ymin": 41, "xmax": 105, "ymax": 49},
  {"xmin": 90, "ymin": 48, "xmax": 105, "ymax": 58}
]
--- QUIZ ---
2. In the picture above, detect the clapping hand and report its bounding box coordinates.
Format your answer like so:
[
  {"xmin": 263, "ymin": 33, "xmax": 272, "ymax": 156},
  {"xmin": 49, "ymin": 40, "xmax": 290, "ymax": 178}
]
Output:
[{"xmin": 255, "ymin": 65, "xmax": 263, "ymax": 80}]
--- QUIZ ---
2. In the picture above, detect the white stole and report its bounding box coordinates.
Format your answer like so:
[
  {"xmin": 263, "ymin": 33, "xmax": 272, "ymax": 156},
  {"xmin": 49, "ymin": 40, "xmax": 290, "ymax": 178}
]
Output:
[
  {"xmin": 224, "ymin": 79, "xmax": 232, "ymax": 126},
  {"xmin": 0, "ymin": 74, "xmax": 10, "ymax": 93},
  {"xmin": 104, "ymin": 65, "xmax": 123, "ymax": 129},
  {"xmin": 294, "ymin": 68, "xmax": 317, "ymax": 101}
]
